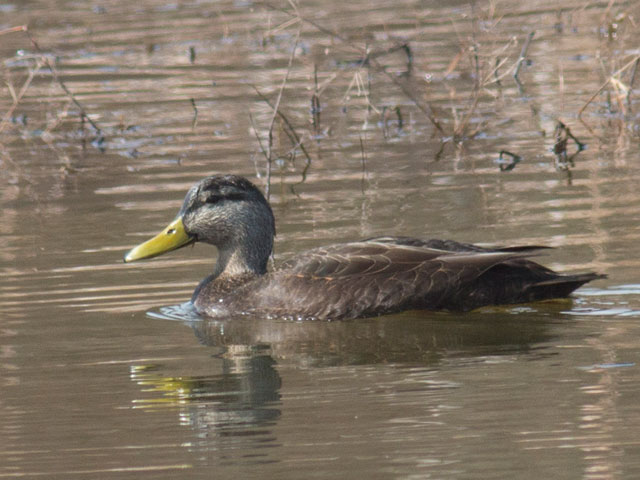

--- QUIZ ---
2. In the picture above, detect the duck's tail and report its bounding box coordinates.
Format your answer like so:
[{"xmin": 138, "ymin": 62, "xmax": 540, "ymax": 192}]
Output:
[{"xmin": 526, "ymin": 272, "xmax": 607, "ymax": 300}]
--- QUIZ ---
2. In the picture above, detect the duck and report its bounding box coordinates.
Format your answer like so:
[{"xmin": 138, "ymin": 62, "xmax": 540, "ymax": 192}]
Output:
[{"xmin": 124, "ymin": 174, "xmax": 605, "ymax": 320}]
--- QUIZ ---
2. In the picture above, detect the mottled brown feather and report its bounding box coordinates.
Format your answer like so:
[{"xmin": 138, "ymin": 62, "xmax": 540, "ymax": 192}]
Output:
[{"xmin": 195, "ymin": 238, "xmax": 604, "ymax": 320}]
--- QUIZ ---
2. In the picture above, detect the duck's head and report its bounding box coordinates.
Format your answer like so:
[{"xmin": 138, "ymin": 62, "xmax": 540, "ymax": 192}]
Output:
[{"xmin": 124, "ymin": 175, "xmax": 275, "ymax": 276}]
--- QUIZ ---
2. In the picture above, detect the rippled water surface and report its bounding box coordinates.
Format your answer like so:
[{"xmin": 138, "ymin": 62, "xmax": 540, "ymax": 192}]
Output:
[{"xmin": 2, "ymin": 0, "xmax": 640, "ymax": 478}]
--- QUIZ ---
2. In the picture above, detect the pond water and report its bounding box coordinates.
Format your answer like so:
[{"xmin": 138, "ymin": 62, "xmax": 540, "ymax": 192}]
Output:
[{"xmin": 2, "ymin": 0, "xmax": 640, "ymax": 478}]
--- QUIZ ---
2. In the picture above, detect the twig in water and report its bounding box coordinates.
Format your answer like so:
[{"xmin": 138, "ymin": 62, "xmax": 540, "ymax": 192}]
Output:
[
  {"xmin": 626, "ymin": 57, "xmax": 639, "ymax": 107},
  {"xmin": 190, "ymin": 98, "xmax": 198, "ymax": 129},
  {"xmin": 381, "ymin": 106, "xmax": 389, "ymax": 138},
  {"xmin": 368, "ymin": 55, "xmax": 443, "ymax": 133},
  {"xmin": 395, "ymin": 106, "xmax": 403, "ymax": 131},
  {"xmin": 472, "ymin": 43, "xmax": 480, "ymax": 94},
  {"xmin": 80, "ymin": 111, "xmax": 86, "ymax": 152},
  {"xmin": 261, "ymin": 2, "xmax": 444, "ymax": 134},
  {"xmin": 262, "ymin": 1, "xmax": 349, "ymax": 43},
  {"xmin": 443, "ymin": 49, "xmax": 464, "ymax": 78},
  {"xmin": 311, "ymin": 93, "xmax": 321, "ymax": 135},
  {"xmin": 402, "ymin": 43, "xmax": 413, "ymax": 75},
  {"xmin": 41, "ymin": 99, "xmax": 73, "ymax": 170},
  {"xmin": 248, "ymin": 109, "xmax": 269, "ymax": 163},
  {"xmin": 578, "ymin": 54, "xmax": 640, "ymax": 130},
  {"xmin": 497, "ymin": 150, "xmax": 521, "ymax": 172},
  {"xmin": 433, "ymin": 140, "xmax": 447, "ymax": 162},
  {"xmin": 0, "ymin": 25, "xmax": 27, "ymax": 36},
  {"xmin": 494, "ymin": 57, "xmax": 502, "ymax": 87},
  {"xmin": 453, "ymin": 92, "xmax": 479, "ymax": 140},
  {"xmin": 483, "ymin": 37, "xmax": 522, "ymax": 85},
  {"xmin": 342, "ymin": 68, "xmax": 379, "ymax": 115},
  {"xmin": 311, "ymin": 63, "xmax": 321, "ymax": 135},
  {"xmin": 0, "ymin": 57, "xmax": 43, "ymax": 135},
  {"xmin": 552, "ymin": 121, "xmax": 584, "ymax": 180},
  {"xmin": 381, "ymin": 106, "xmax": 404, "ymax": 139},
  {"xmin": 363, "ymin": 42, "xmax": 413, "ymax": 76},
  {"xmin": 554, "ymin": 120, "xmax": 585, "ymax": 159},
  {"xmin": 264, "ymin": 29, "xmax": 300, "ymax": 200},
  {"xmin": 514, "ymin": 31, "xmax": 535, "ymax": 88},
  {"xmin": 359, "ymin": 134, "xmax": 367, "ymax": 194},
  {"xmin": 252, "ymin": 85, "xmax": 312, "ymax": 169},
  {"xmin": 24, "ymin": 28, "xmax": 104, "ymax": 143}
]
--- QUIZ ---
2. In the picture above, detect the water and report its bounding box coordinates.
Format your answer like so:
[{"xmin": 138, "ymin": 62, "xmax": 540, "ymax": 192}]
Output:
[{"xmin": 2, "ymin": 0, "xmax": 640, "ymax": 478}]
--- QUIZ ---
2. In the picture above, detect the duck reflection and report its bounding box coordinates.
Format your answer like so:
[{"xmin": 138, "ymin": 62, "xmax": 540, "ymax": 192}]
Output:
[
  {"xmin": 130, "ymin": 349, "xmax": 281, "ymax": 453},
  {"xmin": 131, "ymin": 303, "xmax": 562, "ymax": 456},
  {"xmin": 190, "ymin": 307, "xmax": 559, "ymax": 367}
]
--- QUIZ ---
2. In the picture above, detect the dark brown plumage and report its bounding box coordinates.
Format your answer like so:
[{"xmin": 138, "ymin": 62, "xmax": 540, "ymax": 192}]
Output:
[{"xmin": 124, "ymin": 174, "xmax": 606, "ymax": 320}]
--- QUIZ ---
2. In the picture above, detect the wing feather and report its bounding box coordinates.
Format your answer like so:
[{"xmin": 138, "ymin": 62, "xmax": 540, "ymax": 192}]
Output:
[{"xmin": 244, "ymin": 240, "xmax": 542, "ymax": 318}]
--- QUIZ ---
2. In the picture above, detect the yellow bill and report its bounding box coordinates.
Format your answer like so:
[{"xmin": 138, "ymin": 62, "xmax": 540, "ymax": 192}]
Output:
[{"xmin": 124, "ymin": 217, "xmax": 194, "ymax": 262}]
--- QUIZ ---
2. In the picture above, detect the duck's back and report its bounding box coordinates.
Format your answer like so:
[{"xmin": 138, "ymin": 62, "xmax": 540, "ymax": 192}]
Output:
[{"xmin": 225, "ymin": 237, "xmax": 602, "ymax": 320}]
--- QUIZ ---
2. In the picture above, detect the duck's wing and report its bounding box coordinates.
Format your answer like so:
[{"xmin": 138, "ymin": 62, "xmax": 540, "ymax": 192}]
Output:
[
  {"xmin": 279, "ymin": 240, "xmax": 454, "ymax": 277},
  {"xmin": 362, "ymin": 235, "xmax": 552, "ymax": 253},
  {"xmin": 278, "ymin": 239, "xmax": 548, "ymax": 278},
  {"xmin": 251, "ymin": 240, "xmax": 561, "ymax": 319}
]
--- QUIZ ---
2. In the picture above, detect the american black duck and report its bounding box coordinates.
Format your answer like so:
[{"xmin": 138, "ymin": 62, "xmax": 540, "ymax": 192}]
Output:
[{"xmin": 124, "ymin": 174, "xmax": 605, "ymax": 320}]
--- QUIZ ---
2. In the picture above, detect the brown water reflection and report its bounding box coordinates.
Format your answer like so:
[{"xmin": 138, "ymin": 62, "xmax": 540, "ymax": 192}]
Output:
[{"xmin": 2, "ymin": 0, "xmax": 640, "ymax": 478}]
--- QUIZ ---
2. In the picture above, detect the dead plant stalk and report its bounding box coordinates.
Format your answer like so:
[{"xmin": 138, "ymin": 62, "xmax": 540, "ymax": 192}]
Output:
[
  {"xmin": 263, "ymin": 29, "xmax": 300, "ymax": 200},
  {"xmin": 578, "ymin": 54, "xmax": 640, "ymax": 126},
  {"xmin": 0, "ymin": 59, "xmax": 43, "ymax": 135}
]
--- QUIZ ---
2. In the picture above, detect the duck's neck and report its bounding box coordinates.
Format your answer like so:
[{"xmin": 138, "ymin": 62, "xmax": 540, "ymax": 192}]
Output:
[
  {"xmin": 212, "ymin": 242, "xmax": 269, "ymax": 280},
  {"xmin": 191, "ymin": 240, "xmax": 271, "ymax": 312},
  {"xmin": 212, "ymin": 208, "xmax": 274, "ymax": 280}
]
